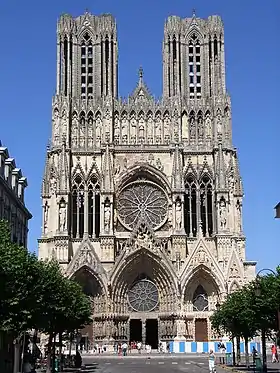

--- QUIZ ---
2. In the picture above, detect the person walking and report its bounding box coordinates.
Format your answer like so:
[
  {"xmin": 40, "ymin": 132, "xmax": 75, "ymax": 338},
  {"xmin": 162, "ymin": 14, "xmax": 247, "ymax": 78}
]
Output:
[
  {"xmin": 121, "ymin": 342, "xmax": 128, "ymax": 356},
  {"xmin": 208, "ymin": 350, "xmax": 216, "ymax": 373}
]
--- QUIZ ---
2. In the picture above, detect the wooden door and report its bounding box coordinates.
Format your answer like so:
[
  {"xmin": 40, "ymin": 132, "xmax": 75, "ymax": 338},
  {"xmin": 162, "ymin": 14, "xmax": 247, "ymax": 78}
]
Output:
[{"xmin": 195, "ymin": 318, "xmax": 208, "ymax": 341}]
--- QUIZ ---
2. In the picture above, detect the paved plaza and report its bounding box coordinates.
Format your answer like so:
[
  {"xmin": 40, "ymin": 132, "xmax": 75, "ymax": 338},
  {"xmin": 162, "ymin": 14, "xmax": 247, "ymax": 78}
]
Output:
[{"xmin": 80, "ymin": 355, "xmax": 228, "ymax": 373}]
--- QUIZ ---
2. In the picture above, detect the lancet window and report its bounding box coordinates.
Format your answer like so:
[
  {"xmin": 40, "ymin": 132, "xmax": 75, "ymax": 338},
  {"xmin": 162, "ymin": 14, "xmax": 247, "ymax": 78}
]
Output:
[
  {"xmin": 88, "ymin": 176, "xmax": 100, "ymax": 238},
  {"xmin": 184, "ymin": 176, "xmax": 197, "ymax": 237},
  {"xmin": 188, "ymin": 34, "xmax": 201, "ymax": 99},
  {"xmin": 80, "ymin": 32, "xmax": 93, "ymax": 100},
  {"xmin": 193, "ymin": 285, "xmax": 209, "ymax": 312},
  {"xmin": 200, "ymin": 176, "xmax": 213, "ymax": 237},
  {"xmin": 72, "ymin": 175, "xmax": 85, "ymax": 238}
]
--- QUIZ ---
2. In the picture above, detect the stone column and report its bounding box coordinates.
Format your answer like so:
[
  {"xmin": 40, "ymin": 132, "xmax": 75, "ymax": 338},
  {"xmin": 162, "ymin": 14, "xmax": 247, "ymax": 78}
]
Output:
[{"xmin": 142, "ymin": 319, "xmax": 146, "ymax": 345}]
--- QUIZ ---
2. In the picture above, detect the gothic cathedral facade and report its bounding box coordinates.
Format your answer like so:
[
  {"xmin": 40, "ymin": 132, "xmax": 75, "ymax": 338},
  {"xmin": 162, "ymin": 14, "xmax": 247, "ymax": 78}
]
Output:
[{"xmin": 38, "ymin": 11, "xmax": 256, "ymax": 347}]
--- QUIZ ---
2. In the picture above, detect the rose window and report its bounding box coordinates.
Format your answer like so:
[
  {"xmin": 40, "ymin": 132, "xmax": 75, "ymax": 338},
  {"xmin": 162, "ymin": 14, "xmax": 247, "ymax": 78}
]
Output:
[
  {"xmin": 128, "ymin": 279, "xmax": 159, "ymax": 312},
  {"xmin": 117, "ymin": 181, "xmax": 168, "ymax": 230}
]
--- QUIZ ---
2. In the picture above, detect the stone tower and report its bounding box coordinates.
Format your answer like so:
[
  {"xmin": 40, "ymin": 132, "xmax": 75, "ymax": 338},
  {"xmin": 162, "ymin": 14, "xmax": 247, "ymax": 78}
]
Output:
[{"xmin": 38, "ymin": 11, "xmax": 256, "ymax": 348}]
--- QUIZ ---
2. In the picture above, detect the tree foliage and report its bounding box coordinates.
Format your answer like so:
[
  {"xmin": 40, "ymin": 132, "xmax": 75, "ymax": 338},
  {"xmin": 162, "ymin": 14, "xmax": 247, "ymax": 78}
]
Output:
[
  {"xmin": 211, "ymin": 268, "xmax": 280, "ymax": 340},
  {"xmin": 0, "ymin": 220, "xmax": 92, "ymax": 338}
]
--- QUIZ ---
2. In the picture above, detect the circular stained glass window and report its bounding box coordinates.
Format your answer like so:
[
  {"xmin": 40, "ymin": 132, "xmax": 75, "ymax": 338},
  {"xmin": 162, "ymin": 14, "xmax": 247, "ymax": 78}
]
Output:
[
  {"xmin": 128, "ymin": 279, "xmax": 159, "ymax": 312},
  {"xmin": 117, "ymin": 181, "xmax": 168, "ymax": 231}
]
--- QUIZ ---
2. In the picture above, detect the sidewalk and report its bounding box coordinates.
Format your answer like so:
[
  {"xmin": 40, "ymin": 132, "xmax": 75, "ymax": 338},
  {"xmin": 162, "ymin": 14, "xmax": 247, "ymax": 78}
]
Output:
[{"xmin": 221, "ymin": 362, "xmax": 280, "ymax": 373}]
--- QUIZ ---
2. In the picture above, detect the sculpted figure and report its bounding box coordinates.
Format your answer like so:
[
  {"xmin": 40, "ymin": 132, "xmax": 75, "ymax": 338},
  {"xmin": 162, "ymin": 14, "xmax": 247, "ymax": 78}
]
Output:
[
  {"xmin": 219, "ymin": 199, "xmax": 227, "ymax": 229},
  {"xmin": 59, "ymin": 203, "xmax": 67, "ymax": 231},
  {"xmin": 43, "ymin": 203, "xmax": 49, "ymax": 233},
  {"xmin": 175, "ymin": 200, "xmax": 182, "ymax": 230},
  {"xmin": 189, "ymin": 116, "xmax": 196, "ymax": 138},
  {"xmin": 104, "ymin": 203, "xmax": 111, "ymax": 232}
]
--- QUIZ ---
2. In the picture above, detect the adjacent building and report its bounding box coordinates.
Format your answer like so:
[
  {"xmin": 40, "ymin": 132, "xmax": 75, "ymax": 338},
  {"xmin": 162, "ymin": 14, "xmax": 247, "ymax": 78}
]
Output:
[
  {"xmin": 0, "ymin": 141, "xmax": 32, "ymax": 247},
  {"xmin": 38, "ymin": 11, "xmax": 256, "ymax": 348}
]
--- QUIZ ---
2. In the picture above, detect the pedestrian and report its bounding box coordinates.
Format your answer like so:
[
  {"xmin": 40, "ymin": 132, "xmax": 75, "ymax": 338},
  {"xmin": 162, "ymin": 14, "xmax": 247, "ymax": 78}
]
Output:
[
  {"xmin": 209, "ymin": 350, "xmax": 216, "ymax": 373},
  {"xmin": 272, "ymin": 344, "xmax": 277, "ymax": 363},
  {"xmin": 121, "ymin": 342, "xmax": 128, "ymax": 356},
  {"xmin": 137, "ymin": 341, "xmax": 142, "ymax": 354}
]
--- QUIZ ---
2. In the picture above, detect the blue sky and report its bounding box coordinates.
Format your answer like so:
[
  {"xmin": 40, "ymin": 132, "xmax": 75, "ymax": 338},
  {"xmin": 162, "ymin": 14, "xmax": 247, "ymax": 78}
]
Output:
[{"xmin": 0, "ymin": 0, "xmax": 279, "ymax": 271}]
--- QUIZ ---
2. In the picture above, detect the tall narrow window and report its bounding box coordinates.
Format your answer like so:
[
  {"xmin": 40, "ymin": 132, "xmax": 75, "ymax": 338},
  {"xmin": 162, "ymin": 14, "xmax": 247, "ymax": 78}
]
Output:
[
  {"xmin": 72, "ymin": 175, "xmax": 85, "ymax": 238},
  {"xmin": 200, "ymin": 176, "xmax": 213, "ymax": 237},
  {"xmin": 105, "ymin": 36, "xmax": 110, "ymax": 96},
  {"xmin": 184, "ymin": 176, "xmax": 197, "ymax": 237},
  {"xmin": 188, "ymin": 34, "xmax": 202, "ymax": 99},
  {"xmin": 64, "ymin": 37, "xmax": 68, "ymax": 96},
  {"xmin": 80, "ymin": 32, "xmax": 93, "ymax": 100},
  {"xmin": 208, "ymin": 37, "xmax": 212, "ymax": 97},
  {"xmin": 88, "ymin": 176, "xmax": 100, "ymax": 238}
]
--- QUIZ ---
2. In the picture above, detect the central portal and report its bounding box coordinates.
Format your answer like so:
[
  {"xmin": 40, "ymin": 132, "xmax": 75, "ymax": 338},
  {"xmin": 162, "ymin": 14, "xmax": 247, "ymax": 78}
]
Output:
[
  {"xmin": 146, "ymin": 319, "xmax": 158, "ymax": 349},
  {"xmin": 130, "ymin": 319, "xmax": 142, "ymax": 343}
]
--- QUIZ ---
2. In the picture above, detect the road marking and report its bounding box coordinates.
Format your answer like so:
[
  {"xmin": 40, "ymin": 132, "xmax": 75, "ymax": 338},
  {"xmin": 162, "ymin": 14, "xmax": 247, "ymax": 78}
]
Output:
[
  {"xmin": 185, "ymin": 362, "xmax": 191, "ymax": 364},
  {"xmin": 158, "ymin": 361, "xmax": 164, "ymax": 364},
  {"xmin": 105, "ymin": 362, "xmax": 111, "ymax": 364},
  {"xmin": 172, "ymin": 361, "xmax": 178, "ymax": 364},
  {"xmin": 118, "ymin": 362, "xmax": 124, "ymax": 364},
  {"xmin": 198, "ymin": 362, "xmax": 204, "ymax": 364}
]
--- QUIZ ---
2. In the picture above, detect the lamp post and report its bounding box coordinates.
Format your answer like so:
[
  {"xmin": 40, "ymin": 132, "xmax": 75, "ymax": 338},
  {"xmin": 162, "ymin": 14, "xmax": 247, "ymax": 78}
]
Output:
[{"xmin": 255, "ymin": 268, "xmax": 279, "ymax": 373}]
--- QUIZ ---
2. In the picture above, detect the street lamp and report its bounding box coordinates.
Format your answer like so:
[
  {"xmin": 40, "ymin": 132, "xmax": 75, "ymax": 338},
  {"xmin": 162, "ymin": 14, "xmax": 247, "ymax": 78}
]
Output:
[{"xmin": 255, "ymin": 268, "xmax": 279, "ymax": 373}]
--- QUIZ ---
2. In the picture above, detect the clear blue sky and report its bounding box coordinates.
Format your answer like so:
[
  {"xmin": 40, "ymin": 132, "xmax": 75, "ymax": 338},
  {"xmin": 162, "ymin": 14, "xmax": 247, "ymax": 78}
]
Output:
[{"xmin": 0, "ymin": 0, "xmax": 279, "ymax": 271}]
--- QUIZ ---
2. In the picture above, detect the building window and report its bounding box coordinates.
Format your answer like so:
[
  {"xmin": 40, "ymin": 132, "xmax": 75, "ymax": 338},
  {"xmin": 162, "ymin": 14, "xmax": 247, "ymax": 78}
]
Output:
[
  {"xmin": 193, "ymin": 285, "xmax": 209, "ymax": 312},
  {"xmin": 88, "ymin": 176, "xmax": 100, "ymax": 238},
  {"xmin": 184, "ymin": 176, "xmax": 197, "ymax": 237},
  {"xmin": 200, "ymin": 176, "xmax": 213, "ymax": 237},
  {"xmin": 72, "ymin": 175, "xmax": 85, "ymax": 238},
  {"xmin": 188, "ymin": 34, "xmax": 202, "ymax": 99},
  {"xmin": 80, "ymin": 32, "xmax": 93, "ymax": 100}
]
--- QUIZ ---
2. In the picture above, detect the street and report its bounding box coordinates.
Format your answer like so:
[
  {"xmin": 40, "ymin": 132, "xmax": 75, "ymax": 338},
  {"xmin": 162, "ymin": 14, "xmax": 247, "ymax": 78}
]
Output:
[{"xmin": 81, "ymin": 355, "xmax": 228, "ymax": 373}]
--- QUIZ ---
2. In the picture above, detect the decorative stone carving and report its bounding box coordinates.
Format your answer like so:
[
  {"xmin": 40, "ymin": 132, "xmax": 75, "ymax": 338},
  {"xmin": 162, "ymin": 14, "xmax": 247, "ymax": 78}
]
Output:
[
  {"xmin": 217, "ymin": 111, "xmax": 222, "ymax": 134},
  {"xmin": 73, "ymin": 246, "xmax": 96, "ymax": 272},
  {"xmin": 205, "ymin": 115, "xmax": 211, "ymax": 137},
  {"xmin": 190, "ymin": 116, "xmax": 196, "ymax": 139},
  {"xmin": 156, "ymin": 158, "xmax": 163, "ymax": 171},
  {"xmin": 229, "ymin": 262, "xmax": 240, "ymax": 278},
  {"xmin": 49, "ymin": 174, "xmax": 57, "ymax": 195},
  {"xmin": 114, "ymin": 159, "xmax": 120, "ymax": 175},
  {"xmin": 59, "ymin": 201, "xmax": 67, "ymax": 232},
  {"xmin": 198, "ymin": 116, "xmax": 204, "ymax": 138},
  {"xmin": 104, "ymin": 201, "xmax": 111, "ymax": 232},
  {"xmin": 236, "ymin": 200, "xmax": 242, "ymax": 231},
  {"xmin": 61, "ymin": 110, "xmax": 67, "ymax": 135},
  {"xmin": 53, "ymin": 109, "xmax": 59, "ymax": 144},
  {"xmin": 117, "ymin": 180, "xmax": 168, "ymax": 230},
  {"xmin": 43, "ymin": 202, "xmax": 49, "ymax": 233},
  {"xmin": 175, "ymin": 200, "xmax": 182, "ymax": 231},
  {"xmin": 219, "ymin": 199, "xmax": 227, "ymax": 229}
]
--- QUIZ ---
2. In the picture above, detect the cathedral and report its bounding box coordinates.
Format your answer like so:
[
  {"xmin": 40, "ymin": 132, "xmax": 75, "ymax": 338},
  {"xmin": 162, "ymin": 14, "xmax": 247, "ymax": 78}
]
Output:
[{"xmin": 38, "ymin": 10, "xmax": 256, "ymax": 348}]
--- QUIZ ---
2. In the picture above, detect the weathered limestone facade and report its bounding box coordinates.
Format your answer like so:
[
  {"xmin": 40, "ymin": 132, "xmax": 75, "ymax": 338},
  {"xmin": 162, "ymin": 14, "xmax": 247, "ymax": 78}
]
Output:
[
  {"xmin": 0, "ymin": 141, "xmax": 32, "ymax": 247},
  {"xmin": 38, "ymin": 11, "xmax": 256, "ymax": 347}
]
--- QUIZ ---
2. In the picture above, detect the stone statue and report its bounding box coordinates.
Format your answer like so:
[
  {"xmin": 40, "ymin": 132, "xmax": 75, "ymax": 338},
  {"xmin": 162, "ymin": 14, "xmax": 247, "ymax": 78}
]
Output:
[
  {"xmin": 104, "ymin": 203, "xmax": 111, "ymax": 232},
  {"xmin": 49, "ymin": 175, "xmax": 57, "ymax": 195},
  {"xmin": 156, "ymin": 158, "xmax": 163, "ymax": 171},
  {"xmin": 189, "ymin": 116, "xmax": 196, "ymax": 138},
  {"xmin": 205, "ymin": 115, "xmax": 212, "ymax": 137},
  {"xmin": 59, "ymin": 204, "xmax": 67, "ymax": 231},
  {"xmin": 61, "ymin": 110, "xmax": 67, "ymax": 135},
  {"xmin": 123, "ymin": 157, "xmax": 127, "ymax": 169},
  {"xmin": 114, "ymin": 159, "xmax": 120, "ymax": 175},
  {"xmin": 43, "ymin": 203, "xmax": 49, "ymax": 233},
  {"xmin": 198, "ymin": 116, "xmax": 204, "ymax": 137},
  {"xmin": 175, "ymin": 200, "xmax": 182, "ymax": 230},
  {"xmin": 53, "ymin": 109, "xmax": 59, "ymax": 144},
  {"xmin": 236, "ymin": 200, "xmax": 242, "ymax": 231},
  {"xmin": 219, "ymin": 199, "xmax": 227, "ymax": 229},
  {"xmin": 217, "ymin": 112, "xmax": 222, "ymax": 134}
]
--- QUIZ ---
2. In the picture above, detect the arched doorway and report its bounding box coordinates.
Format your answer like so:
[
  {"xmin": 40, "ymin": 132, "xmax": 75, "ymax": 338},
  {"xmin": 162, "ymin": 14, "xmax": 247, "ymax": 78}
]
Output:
[
  {"xmin": 111, "ymin": 247, "xmax": 176, "ymax": 348},
  {"xmin": 183, "ymin": 266, "xmax": 220, "ymax": 341},
  {"xmin": 73, "ymin": 266, "xmax": 105, "ymax": 348}
]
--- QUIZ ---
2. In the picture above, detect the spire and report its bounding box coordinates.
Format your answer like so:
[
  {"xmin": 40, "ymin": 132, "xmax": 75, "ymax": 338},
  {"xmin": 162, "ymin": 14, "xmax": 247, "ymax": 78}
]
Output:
[
  {"xmin": 102, "ymin": 144, "xmax": 113, "ymax": 192},
  {"xmin": 234, "ymin": 150, "xmax": 243, "ymax": 196},
  {"xmin": 41, "ymin": 148, "xmax": 50, "ymax": 197},
  {"xmin": 138, "ymin": 66, "xmax": 143, "ymax": 86},
  {"xmin": 192, "ymin": 8, "xmax": 196, "ymax": 17},
  {"xmin": 216, "ymin": 135, "xmax": 226, "ymax": 190},
  {"xmin": 59, "ymin": 137, "xmax": 69, "ymax": 193},
  {"xmin": 171, "ymin": 145, "xmax": 183, "ymax": 190}
]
